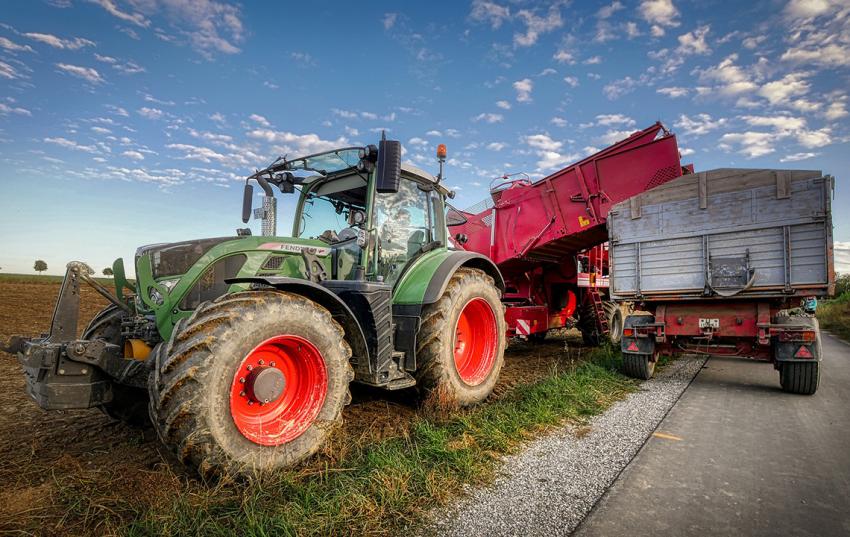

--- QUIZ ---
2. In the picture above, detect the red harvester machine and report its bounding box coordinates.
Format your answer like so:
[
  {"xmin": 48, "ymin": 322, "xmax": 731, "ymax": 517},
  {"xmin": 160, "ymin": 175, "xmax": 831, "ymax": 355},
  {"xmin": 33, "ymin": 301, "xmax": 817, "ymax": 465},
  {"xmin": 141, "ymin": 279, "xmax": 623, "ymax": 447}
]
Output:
[{"xmin": 450, "ymin": 122, "xmax": 688, "ymax": 345}]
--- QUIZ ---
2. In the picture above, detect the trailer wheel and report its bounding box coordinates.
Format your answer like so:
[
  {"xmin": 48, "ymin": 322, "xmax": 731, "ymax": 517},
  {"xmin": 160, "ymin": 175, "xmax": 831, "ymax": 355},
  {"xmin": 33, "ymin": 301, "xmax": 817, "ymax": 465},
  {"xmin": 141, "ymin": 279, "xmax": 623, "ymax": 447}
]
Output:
[
  {"xmin": 83, "ymin": 305, "xmax": 151, "ymax": 427},
  {"xmin": 623, "ymin": 353, "xmax": 655, "ymax": 380},
  {"xmin": 416, "ymin": 268, "xmax": 506, "ymax": 406},
  {"xmin": 148, "ymin": 290, "xmax": 353, "ymax": 478},
  {"xmin": 775, "ymin": 316, "xmax": 821, "ymax": 395},
  {"xmin": 579, "ymin": 301, "xmax": 623, "ymax": 346}
]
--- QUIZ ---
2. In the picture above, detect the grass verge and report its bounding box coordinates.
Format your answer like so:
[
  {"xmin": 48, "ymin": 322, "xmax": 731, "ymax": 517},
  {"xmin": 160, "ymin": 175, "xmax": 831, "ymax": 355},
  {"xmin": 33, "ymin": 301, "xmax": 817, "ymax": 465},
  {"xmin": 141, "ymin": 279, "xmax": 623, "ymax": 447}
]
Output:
[
  {"xmin": 123, "ymin": 346, "xmax": 635, "ymax": 536},
  {"xmin": 818, "ymin": 292, "xmax": 850, "ymax": 341}
]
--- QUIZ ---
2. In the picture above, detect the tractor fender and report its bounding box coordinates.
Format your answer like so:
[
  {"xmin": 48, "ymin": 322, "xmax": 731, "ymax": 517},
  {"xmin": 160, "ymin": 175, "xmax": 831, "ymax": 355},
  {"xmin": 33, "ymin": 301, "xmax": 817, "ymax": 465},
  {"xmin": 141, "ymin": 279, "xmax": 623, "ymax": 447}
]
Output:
[
  {"xmin": 226, "ymin": 276, "xmax": 371, "ymax": 371},
  {"xmin": 422, "ymin": 251, "xmax": 505, "ymax": 305}
]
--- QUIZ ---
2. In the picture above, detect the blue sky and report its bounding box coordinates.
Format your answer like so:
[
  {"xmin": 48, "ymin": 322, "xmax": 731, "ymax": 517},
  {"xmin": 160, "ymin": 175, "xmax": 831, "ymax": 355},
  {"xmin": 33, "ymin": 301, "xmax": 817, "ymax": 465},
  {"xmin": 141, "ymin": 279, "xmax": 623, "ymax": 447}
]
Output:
[{"xmin": 1, "ymin": 0, "xmax": 848, "ymax": 276}]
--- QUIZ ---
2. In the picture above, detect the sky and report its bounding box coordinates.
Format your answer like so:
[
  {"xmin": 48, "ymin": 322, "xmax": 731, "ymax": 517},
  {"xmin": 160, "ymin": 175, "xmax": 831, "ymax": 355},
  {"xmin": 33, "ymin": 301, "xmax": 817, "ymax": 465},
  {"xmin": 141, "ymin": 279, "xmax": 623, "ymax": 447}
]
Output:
[{"xmin": 0, "ymin": 0, "xmax": 848, "ymax": 277}]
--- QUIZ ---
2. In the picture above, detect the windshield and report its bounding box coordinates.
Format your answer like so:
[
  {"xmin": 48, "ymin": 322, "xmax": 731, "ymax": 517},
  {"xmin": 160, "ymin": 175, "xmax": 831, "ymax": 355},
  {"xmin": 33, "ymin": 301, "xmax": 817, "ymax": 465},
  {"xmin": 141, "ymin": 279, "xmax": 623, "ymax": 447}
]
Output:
[{"xmin": 284, "ymin": 148, "xmax": 363, "ymax": 176}]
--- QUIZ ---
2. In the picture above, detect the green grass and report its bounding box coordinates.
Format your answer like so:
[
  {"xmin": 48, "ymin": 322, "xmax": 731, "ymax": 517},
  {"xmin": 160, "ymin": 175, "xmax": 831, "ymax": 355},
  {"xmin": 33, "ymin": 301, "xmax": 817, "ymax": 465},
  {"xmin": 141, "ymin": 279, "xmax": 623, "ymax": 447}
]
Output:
[
  {"xmin": 121, "ymin": 347, "xmax": 635, "ymax": 536},
  {"xmin": 818, "ymin": 291, "xmax": 850, "ymax": 341}
]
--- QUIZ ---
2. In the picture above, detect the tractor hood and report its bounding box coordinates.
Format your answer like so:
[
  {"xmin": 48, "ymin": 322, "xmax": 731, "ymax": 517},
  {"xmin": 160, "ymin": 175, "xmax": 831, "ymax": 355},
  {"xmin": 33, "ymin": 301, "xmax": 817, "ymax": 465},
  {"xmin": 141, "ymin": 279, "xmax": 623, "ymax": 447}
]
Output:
[{"xmin": 136, "ymin": 237, "xmax": 238, "ymax": 280}]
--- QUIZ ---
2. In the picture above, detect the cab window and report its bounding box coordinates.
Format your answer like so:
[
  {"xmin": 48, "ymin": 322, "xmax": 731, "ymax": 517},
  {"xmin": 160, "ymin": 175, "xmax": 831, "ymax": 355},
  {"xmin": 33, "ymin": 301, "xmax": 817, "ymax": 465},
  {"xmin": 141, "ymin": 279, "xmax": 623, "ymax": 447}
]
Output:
[{"xmin": 373, "ymin": 179, "xmax": 434, "ymax": 284}]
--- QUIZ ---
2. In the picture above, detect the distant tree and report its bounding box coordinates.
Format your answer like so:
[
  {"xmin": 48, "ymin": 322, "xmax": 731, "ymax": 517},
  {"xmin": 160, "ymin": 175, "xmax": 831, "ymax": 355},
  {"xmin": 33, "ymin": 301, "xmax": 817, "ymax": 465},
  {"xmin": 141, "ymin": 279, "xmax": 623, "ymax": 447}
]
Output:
[
  {"xmin": 34, "ymin": 260, "xmax": 47, "ymax": 274},
  {"xmin": 835, "ymin": 273, "xmax": 850, "ymax": 297},
  {"xmin": 102, "ymin": 267, "xmax": 114, "ymax": 277}
]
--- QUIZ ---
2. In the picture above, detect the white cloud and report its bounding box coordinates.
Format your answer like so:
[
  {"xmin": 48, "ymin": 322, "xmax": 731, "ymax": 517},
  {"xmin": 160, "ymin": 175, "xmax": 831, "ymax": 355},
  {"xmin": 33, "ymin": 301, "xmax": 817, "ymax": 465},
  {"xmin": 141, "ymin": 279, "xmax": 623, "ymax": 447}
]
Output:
[
  {"xmin": 95, "ymin": 53, "xmax": 145, "ymax": 74},
  {"xmin": 425, "ymin": 130, "xmax": 442, "ymax": 137},
  {"xmin": 677, "ymin": 25, "xmax": 710, "ymax": 55},
  {"xmin": 469, "ymin": 0, "xmax": 511, "ymax": 29},
  {"xmin": 780, "ymin": 152, "xmax": 818, "ymax": 162},
  {"xmin": 44, "ymin": 136, "xmax": 98, "ymax": 153},
  {"xmin": 525, "ymin": 133, "xmax": 562, "ymax": 152},
  {"xmin": 758, "ymin": 73, "xmax": 810, "ymax": 106},
  {"xmin": 249, "ymin": 114, "xmax": 271, "ymax": 127},
  {"xmin": 55, "ymin": 63, "xmax": 104, "ymax": 84},
  {"xmin": 640, "ymin": 0, "xmax": 680, "ymax": 31},
  {"xmin": 584, "ymin": 56, "xmax": 602, "ymax": 64},
  {"xmin": 784, "ymin": 0, "xmax": 838, "ymax": 19},
  {"xmin": 596, "ymin": 114, "xmax": 635, "ymax": 127},
  {"xmin": 486, "ymin": 142, "xmax": 506, "ymax": 151},
  {"xmin": 513, "ymin": 78, "xmax": 533, "ymax": 102},
  {"xmin": 408, "ymin": 137, "xmax": 428, "ymax": 147},
  {"xmin": 246, "ymin": 129, "xmax": 348, "ymax": 155},
  {"xmin": 553, "ymin": 50, "xmax": 575, "ymax": 64},
  {"xmin": 167, "ymin": 143, "xmax": 227, "ymax": 163},
  {"xmin": 210, "ymin": 112, "xmax": 226, "ymax": 123},
  {"xmin": 598, "ymin": 1, "xmax": 624, "ymax": 19},
  {"xmin": 696, "ymin": 54, "xmax": 758, "ymax": 96},
  {"xmin": 91, "ymin": 126, "xmax": 111, "ymax": 134},
  {"xmin": 91, "ymin": 0, "xmax": 150, "ymax": 27},
  {"xmin": 514, "ymin": 6, "xmax": 563, "ymax": 47},
  {"xmin": 742, "ymin": 35, "xmax": 767, "ymax": 49},
  {"xmin": 137, "ymin": 107, "xmax": 164, "ymax": 120},
  {"xmin": 679, "ymin": 147, "xmax": 695, "ymax": 156},
  {"xmin": 382, "ymin": 13, "xmax": 398, "ymax": 30},
  {"xmin": 0, "ymin": 36, "xmax": 33, "ymax": 53},
  {"xmin": 551, "ymin": 117, "xmax": 568, "ymax": 127},
  {"xmin": 598, "ymin": 129, "xmax": 636, "ymax": 145},
  {"xmin": 24, "ymin": 32, "xmax": 94, "ymax": 49},
  {"xmin": 122, "ymin": 150, "xmax": 145, "ymax": 160},
  {"xmin": 718, "ymin": 131, "xmax": 777, "ymax": 158},
  {"xmin": 563, "ymin": 76, "xmax": 579, "ymax": 87},
  {"xmin": 603, "ymin": 76, "xmax": 638, "ymax": 100},
  {"xmin": 472, "ymin": 113, "xmax": 504, "ymax": 123},
  {"xmin": 524, "ymin": 133, "xmax": 578, "ymax": 171},
  {"xmin": 0, "ymin": 102, "xmax": 31, "ymax": 116},
  {"xmin": 741, "ymin": 114, "xmax": 806, "ymax": 133},
  {"xmin": 0, "ymin": 61, "xmax": 21, "ymax": 79},
  {"xmin": 797, "ymin": 127, "xmax": 831, "ymax": 148},
  {"xmin": 824, "ymin": 100, "xmax": 848, "ymax": 121},
  {"xmin": 834, "ymin": 242, "xmax": 850, "ymax": 275},
  {"xmin": 675, "ymin": 113, "xmax": 727, "ymax": 136},
  {"xmin": 496, "ymin": 100, "xmax": 512, "ymax": 110},
  {"xmin": 657, "ymin": 86, "xmax": 688, "ymax": 98}
]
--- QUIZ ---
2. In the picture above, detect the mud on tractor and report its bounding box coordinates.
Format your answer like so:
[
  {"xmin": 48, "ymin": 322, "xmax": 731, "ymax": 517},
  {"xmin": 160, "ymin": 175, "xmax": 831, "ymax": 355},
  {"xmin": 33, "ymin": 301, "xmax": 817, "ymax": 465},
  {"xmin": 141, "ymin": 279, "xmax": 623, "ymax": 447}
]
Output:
[{"xmin": 5, "ymin": 139, "xmax": 507, "ymax": 477}]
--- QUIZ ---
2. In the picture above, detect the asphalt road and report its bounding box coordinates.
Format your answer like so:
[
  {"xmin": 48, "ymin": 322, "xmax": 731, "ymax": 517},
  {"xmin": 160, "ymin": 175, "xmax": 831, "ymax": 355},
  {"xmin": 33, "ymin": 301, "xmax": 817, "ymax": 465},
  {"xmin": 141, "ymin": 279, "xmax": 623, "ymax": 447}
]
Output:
[{"xmin": 576, "ymin": 333, "xmax": 850, "ymax": 537}]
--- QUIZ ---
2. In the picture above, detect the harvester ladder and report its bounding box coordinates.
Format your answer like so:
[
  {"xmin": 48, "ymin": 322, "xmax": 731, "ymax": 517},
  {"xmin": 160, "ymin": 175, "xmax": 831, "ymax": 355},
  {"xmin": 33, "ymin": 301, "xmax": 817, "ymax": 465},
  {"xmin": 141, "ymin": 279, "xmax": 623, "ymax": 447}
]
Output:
[{"xmin": 589, "ymin": 288, "xmax": 609, "ymax": 336}]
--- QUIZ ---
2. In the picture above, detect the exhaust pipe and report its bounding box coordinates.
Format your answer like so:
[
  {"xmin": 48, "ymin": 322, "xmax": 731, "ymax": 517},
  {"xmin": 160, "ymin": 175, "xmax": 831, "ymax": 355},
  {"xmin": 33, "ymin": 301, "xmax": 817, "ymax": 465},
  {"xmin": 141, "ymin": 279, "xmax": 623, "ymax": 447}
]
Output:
[{"xmin": 256, "ymin": 176, "xmax": 276, "ymax": 237}]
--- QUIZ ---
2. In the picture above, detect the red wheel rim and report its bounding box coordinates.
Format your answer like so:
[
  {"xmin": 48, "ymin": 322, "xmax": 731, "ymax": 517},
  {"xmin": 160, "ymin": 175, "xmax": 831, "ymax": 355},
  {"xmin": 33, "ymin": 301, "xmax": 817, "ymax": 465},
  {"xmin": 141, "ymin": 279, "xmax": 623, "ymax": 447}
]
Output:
[
  {"xmin": 229, "ymin": 335, "xmax": 327, "ymax": 446},
  {"xmin": 453, "ymin": 297, "xmax": 498, "ymax": 386}
]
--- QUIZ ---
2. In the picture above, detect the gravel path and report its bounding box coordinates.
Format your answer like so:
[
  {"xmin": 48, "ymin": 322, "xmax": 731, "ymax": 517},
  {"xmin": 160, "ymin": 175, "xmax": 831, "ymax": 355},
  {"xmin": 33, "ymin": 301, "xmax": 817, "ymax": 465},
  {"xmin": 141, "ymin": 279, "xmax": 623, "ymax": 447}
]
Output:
[{"xmin": 423, "ymin": 355, "xmax": 707, "ymax": 537}]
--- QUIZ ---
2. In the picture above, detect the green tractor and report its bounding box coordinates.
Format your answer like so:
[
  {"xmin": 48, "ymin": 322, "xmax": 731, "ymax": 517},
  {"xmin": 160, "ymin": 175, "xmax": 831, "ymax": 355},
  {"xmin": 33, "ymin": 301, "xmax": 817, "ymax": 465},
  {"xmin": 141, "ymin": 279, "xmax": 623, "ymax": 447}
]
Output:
[{"xmin": 5, "ymin": 139, "xmax": 507, "ymax": 477}]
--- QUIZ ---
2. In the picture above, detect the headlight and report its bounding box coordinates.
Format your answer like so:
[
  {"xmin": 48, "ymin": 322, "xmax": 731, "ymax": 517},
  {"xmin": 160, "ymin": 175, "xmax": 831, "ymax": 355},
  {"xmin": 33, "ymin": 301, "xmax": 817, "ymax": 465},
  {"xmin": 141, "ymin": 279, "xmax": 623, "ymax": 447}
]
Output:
[{"xmin": 149, "ymin": 287, "xmax": 164, "ymax": 306}]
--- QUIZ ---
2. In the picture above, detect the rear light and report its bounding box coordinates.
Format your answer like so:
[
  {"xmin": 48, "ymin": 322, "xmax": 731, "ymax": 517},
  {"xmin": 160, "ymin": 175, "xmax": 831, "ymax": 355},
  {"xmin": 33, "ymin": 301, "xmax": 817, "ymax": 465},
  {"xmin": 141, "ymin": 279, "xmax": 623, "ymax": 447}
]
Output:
[
  {"xmin": 623, "ymin": 328, "xmax": 634, "ymax": 337},
  {"xmin": 779, "ymin": 330, "xmax": 817, "ymax": 342},
  {"xmin": 800, "ymin": 330, "xmax": 816, "ymax": 342}
]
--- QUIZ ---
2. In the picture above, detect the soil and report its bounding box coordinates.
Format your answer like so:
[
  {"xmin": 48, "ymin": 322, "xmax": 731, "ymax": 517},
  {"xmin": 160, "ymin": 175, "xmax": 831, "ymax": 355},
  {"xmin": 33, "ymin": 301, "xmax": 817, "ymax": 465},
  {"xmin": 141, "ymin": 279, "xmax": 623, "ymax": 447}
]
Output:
[{"xmin": 0, "ymin": 280, "xmax": 592, "ymax": 535}]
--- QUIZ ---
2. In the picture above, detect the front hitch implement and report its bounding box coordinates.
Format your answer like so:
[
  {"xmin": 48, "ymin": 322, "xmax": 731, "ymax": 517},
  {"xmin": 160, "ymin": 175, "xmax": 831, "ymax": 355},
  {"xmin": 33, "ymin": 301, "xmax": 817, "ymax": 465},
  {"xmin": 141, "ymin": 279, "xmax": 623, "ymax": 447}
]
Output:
[{"xmin": 3, "ymin": 262, "xmax": 145, "ymax": 410}]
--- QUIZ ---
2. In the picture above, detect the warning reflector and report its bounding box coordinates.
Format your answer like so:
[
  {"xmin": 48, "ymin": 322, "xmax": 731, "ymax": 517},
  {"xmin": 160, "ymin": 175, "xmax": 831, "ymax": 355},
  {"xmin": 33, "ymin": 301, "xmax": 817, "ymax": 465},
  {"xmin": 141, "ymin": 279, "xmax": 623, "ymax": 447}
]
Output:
[
  {"xmin": 627, "ymin": 341, "xmax": 640, "ymax": 352},
  {"xmin": 794, "ymin": 345, "xmax": 813, "ymax": 359}
]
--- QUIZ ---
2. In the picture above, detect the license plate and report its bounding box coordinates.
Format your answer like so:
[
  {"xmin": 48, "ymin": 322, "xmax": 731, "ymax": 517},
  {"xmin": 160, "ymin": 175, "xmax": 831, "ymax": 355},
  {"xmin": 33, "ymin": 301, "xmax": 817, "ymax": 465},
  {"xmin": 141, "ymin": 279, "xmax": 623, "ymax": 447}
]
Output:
[{"xmin": 699, "ymin": 318, "xmax": 719, "ymax": 329}]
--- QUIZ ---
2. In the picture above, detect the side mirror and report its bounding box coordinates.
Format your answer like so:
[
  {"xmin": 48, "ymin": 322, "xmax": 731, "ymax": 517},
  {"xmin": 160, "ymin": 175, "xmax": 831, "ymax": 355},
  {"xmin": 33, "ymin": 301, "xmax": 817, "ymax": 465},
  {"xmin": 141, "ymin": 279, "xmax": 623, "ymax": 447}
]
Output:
[
  {"xmin": 376, "ymin": 139, "xmax": 402, "ymax": 193},
  {"xmin": 241, "ymin": 183, "xmax": 254, "ymax": 223}
]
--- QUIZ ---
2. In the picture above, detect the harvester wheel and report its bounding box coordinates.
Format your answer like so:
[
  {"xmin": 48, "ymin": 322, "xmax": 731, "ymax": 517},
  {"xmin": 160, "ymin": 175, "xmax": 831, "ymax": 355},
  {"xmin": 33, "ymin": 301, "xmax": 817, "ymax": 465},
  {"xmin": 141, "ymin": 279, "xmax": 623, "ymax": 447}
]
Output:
[
  {"xmin": 623, "ymin": 353, "xmax": 655, "ymax": 380},
  {"xmin": 579, "ymin": 301, "xmax": 623, "ymax": 346},
  {"xmin": 415, "ymin": 268, "xmax": 506, "ymax": 407},
  {"xmin": 148, "ymin": 290, "xmax": 353, "ymax": 478},
  {"xmin": 83, "ymin": 305, "xmax": 150, "ymax": 427}
]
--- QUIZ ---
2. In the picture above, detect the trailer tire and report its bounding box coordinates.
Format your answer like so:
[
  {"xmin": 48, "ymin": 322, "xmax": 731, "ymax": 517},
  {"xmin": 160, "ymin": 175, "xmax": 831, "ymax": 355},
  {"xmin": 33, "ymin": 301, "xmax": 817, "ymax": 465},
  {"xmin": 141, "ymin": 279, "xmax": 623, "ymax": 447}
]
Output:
[
  {"xmin": 148, "ymin": 290, "xmax": 353, "ymax": 479},
  {"xmin": 416, "ymin": 268, "xmax": 506, "ymax": 407},
  {"xmin": 623, "ymin": 353, "xmax": 655, "ymax": 380},
  {"xmin": 779, "ymin": 362, "xmax": 819, "ymax": 395},
  {"xmin": 83, "ymin": 305, "xmax": 151, "ymax": 427}
]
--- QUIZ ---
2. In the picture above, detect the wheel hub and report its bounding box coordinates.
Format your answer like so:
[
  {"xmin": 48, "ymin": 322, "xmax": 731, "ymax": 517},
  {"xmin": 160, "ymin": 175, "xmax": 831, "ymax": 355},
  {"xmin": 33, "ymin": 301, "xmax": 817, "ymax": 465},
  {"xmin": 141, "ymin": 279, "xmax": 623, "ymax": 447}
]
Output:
[
  {"xmin": 245, "ymin": 366, "xmax": 286, "ymax": 404},
  {"xmin": 453, "ymin": 297, "xmax": 498, "ymax": 386}
]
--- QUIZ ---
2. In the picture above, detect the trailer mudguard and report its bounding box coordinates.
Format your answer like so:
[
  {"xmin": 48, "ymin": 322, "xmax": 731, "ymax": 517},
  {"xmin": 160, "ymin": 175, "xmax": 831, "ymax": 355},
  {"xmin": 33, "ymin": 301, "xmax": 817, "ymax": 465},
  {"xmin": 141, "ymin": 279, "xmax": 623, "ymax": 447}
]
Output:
[
  {"xmin": 621, "ymin": 314, "xmax": 656, "ymax": 355},
  {"xmin": 772, "ymin": 316, "xmax": 822, "ymax": 363}
]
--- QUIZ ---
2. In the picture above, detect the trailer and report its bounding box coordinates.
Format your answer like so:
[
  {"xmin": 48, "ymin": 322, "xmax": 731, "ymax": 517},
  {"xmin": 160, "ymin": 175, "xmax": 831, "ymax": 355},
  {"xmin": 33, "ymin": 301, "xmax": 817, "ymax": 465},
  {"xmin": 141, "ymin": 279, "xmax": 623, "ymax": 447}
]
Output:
[
  {"xmin": 450, "ymin": 122, "xmax": 688, "ymax": 344},
  {"xmin": 610, "ymin": 168, "xmax": 835, "ymax": 394}
]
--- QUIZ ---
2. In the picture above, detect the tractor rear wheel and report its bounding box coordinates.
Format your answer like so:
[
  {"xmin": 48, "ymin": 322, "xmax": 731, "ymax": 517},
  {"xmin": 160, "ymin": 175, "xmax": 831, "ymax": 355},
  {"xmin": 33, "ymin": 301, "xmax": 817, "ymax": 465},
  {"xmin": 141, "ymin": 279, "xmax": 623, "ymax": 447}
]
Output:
[
  {"xmin": 148, "ymin": 290, "xmax": 353, "ymax": 478},
  {"xmin": 83, "ymin": 305, "xmax": 151, "ymax": 427},
  {"xmin": 579, "ymin": 301, "xmax": 623, "ymax": 346},
  {"xmin": 415, "ymin": 268, "xmax": 506, "ymax": 407}
]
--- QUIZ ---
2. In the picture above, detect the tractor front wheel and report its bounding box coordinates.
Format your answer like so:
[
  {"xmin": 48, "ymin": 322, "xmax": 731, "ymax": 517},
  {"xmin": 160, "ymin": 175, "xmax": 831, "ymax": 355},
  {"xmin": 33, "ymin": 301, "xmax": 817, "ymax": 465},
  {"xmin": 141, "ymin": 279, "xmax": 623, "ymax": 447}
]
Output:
[
  {"xmin": 415, "ymin": 268, "xmax": 506, "ymax": 406},
  {"xmin": 148, "ymin": 290, "xmax": 353, "ymax": 478}
]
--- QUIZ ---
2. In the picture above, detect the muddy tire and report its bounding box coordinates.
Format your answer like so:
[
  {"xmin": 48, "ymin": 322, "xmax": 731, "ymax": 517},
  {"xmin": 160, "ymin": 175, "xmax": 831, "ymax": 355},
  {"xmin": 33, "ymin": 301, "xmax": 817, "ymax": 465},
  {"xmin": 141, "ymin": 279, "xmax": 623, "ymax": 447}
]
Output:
[
  {"xmin": 148, "ymin": 290, "xmax": 353, "ymax": 478},
  {"xmin": 83, "ymin": 305, "xmax": 151, "ymax": 427},
  {"xmin": 623, "ymin": 353, "xmax": 655, "ymax": 380},
  {"xmin": 579, "ymin": 300, "xmax": 622, "ymax": 346},
  {"xmin": 415, "ymin": 268, "xmax": 506, "ymax": 407}
]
